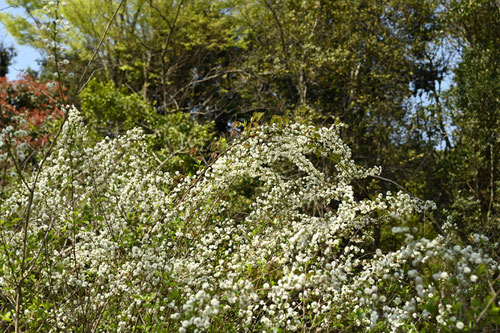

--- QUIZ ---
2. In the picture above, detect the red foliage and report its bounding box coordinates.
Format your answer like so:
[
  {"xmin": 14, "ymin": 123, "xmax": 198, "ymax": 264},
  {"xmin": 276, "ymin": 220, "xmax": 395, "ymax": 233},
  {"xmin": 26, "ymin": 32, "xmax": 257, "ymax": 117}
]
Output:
[{"xmin": 0, "ymin": 75, "xmax": 66, "ymax": 149}]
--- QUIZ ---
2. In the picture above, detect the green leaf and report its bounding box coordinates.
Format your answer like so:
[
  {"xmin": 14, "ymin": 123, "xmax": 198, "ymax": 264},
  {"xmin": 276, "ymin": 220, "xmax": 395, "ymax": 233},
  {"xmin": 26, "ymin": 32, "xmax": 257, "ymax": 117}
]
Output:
[{"xmin": 1, "ymin": 310, "xmax": 12, "ymax": 322}]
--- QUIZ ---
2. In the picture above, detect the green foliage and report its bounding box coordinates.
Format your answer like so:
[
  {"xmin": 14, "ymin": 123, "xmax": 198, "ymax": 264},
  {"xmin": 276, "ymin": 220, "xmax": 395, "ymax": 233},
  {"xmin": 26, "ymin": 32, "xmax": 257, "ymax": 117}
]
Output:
[
  {"xmin": 79, "ymin": 79, "xmax": 150, "ymax": 134},
  {"xmin": 79, "ymin": 79, "xmax": 214, "ymax": 173},
  {"xmin": 232, "ymin": 0, "xmax": 444, "ymax": 130}
]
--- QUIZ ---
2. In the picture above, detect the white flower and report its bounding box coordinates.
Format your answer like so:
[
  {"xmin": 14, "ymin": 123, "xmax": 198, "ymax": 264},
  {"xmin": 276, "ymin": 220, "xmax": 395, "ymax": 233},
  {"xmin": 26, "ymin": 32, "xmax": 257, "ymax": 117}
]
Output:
[
  {"xmin": 456, "ymin": 321, "xmax": 464, "ymax": 329},
  {"xmin": 408, "ymin": 269, "xmax": 418, "ymax": 278}
]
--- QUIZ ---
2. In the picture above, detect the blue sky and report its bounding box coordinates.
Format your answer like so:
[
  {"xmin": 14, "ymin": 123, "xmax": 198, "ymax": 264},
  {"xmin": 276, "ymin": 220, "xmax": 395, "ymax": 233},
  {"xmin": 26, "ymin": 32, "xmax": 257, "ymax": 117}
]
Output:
[{"xmin": 1, "ymin": 0, "xmax": 41, "ymax": 80}]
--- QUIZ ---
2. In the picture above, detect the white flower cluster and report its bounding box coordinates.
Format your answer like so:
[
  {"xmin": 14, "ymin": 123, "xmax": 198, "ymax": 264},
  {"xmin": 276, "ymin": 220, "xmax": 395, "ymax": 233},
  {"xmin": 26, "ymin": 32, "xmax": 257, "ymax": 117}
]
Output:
[
  {"xmin": 0, "ymin": 114, "xmax": 31, "ymax": 162},
  {"xmin": 38, "ymin": 0, "xmax": 72, "ymax": 78},
  {"xmin": 0, "ymin": 107, "xmax": 497, "ymax": 331}
]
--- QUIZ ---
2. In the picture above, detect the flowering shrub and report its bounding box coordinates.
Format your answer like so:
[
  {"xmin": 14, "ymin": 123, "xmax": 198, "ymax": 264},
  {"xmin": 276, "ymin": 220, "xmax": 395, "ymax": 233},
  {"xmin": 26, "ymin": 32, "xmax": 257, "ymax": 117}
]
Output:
[{"xmin": 0, "ymin": 107, "xmax": 498, "ymax": 332}]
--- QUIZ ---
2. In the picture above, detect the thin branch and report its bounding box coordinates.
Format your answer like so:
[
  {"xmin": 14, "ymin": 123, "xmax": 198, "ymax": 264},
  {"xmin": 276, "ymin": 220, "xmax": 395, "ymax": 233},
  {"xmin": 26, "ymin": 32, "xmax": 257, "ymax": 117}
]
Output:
[
  {"xmin": 73, "ymin": 0, "xmax": 126, "ymax": 97},
  {"xmin": 153, "ymin": 149, "xmax": 188, "ymax": 173},
  {"xmin": 76, "ymin": 67, "xmax": 104, "ymax": 95},
  {"xmin": 476, "ymin": 276, "xmax": 500, "ymax": 324},
  {"xmin": 264, "ymin": 0, "xmax": 289, "ymax": 58},
  {"xmin": 370, "ymin": 174, "xmax": 412, "ymax": 195},
  {"xmin": 160, "ymin": 0, "xmax": 184, "ymax": 108}
]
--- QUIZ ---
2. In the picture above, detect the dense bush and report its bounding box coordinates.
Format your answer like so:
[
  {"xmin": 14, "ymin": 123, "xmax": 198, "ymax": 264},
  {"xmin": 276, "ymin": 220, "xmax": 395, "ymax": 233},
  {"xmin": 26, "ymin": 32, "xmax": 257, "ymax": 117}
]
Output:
[
  {"xmin": 0, "ymin": 76, "xmax": 64, "ymax": 150},
  {"xmin": 79, "ymin": 80, "xmax": 214, "ymax": 173},
  {"xmin": 1, "ymin": 107, "xmax": 498, "ymax": 331}
]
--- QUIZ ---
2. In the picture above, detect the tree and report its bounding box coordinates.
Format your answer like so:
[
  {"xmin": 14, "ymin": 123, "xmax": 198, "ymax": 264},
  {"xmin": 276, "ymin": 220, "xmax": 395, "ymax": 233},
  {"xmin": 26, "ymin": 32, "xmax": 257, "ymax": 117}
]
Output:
[
  {"xmin": 0, "ymin": 41, "xmax": 16, "ymax": 77},
  {"xmin": 0, "ymin": 0, "xmax": 244, "ymax": 122},
  {"xmin": 445, "ymin": 0, "xmax": 500, "ymax": 238},
  {"xmin": 231, "ymin": 0, "xmax": 448, "ymax": 175}
]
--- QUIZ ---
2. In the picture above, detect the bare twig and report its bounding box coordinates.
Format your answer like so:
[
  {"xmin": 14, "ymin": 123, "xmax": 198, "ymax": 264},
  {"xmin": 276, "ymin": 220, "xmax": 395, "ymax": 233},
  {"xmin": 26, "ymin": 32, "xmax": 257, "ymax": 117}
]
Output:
[
  {"xmin": 370, "ymin": 174, "xmax": 412, "ymax": 195},
  {"xmin": 76, "ymin": 67, "xmax": 104, "ymax": 95},
  {"xmin": 160, "ymin": 0, "xmax": 184, "ymax": 109},
  {"xmin": 476, "ymin": 275, "xmax": 500, "ymax": 324},
  {"xmin": 73, "ymin": 0, "xmax": 126, "ymax": 97}
]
